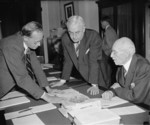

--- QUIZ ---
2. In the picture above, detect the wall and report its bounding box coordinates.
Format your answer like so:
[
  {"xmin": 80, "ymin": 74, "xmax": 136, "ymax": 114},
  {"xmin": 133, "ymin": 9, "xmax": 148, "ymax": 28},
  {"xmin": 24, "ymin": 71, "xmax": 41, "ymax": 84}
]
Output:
[{"xmin": 41, "ymin": 0, "xmax": 99, "ymax": 63}]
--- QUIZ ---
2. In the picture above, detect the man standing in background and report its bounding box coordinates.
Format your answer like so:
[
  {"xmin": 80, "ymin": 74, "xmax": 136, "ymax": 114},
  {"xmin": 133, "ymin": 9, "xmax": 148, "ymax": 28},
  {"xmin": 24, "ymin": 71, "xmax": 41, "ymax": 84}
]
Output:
[{"xmin": 100, "ymin": 16, "xmax": 118, "ymax": 87}]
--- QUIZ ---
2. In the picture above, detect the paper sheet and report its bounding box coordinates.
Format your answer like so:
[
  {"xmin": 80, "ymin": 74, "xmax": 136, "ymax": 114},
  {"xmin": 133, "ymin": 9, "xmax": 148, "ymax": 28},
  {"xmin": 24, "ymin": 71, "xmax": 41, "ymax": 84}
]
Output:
[
  {"xmin": 0, "ymin": 97, "xmax": 30, "ymax": 110},
  {"xmin": 100, "ymin": 96, "xmax": 128, "ymax": 108},
  {"xmin": 109, "ymin": 105, "xmax": 146, "ymax": 116},
  {"xmin": 47, "ymin": 76, "xmax": 58, "ymax": 81},
  {"xmin": 12, "ymin": 114, "xmax": 45, "ymax": 125},
  {"xmin": 1, "ymin": 91, "xmax": 25, "ymax": 101},
  {"xmin": 41, "ymin": 63, "xmax": 54, "ymax": 69},
  {"xmin": 49, "ymin": 71, "xmax": 61, "ymax": 75},
  {"xmin": 31, "ymin": 103, "xmax": 56, "ymax": 114},
  {"xmin": 5, "ymin": 103, "xmax": 56, "ymax": 120},
  {"xmin": 5, "ymin": 110, "xmax": 32, "ymax": 120}
]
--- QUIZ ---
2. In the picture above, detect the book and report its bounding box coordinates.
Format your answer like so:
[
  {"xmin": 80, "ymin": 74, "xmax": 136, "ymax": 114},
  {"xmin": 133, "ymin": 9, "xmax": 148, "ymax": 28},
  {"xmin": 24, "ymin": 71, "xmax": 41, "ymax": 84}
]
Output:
[{"xmin": 73, "ymin": 108, "xmax": 121, "ymax": 125}]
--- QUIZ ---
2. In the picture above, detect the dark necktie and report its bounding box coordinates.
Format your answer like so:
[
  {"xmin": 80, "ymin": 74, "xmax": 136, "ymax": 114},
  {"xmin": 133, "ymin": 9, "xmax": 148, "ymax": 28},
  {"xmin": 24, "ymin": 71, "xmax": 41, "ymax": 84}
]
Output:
[
  {"xmin": 122, "ymin": 66, "xmax": 126, "ymax": 84},
  {"xmin": 25, "ymin": 51, "xmax": 38, "ymax": 83}
]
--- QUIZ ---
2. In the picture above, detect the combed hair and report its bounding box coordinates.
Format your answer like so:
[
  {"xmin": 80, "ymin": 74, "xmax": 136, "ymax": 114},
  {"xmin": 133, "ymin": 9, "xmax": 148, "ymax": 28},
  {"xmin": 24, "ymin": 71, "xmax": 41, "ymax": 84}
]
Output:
[
  {"xmin": 21, "ymin": 21, "xmax": 42, "ymax": 37},
  {"xmin": 66, "ymin": 15, "xmax": 85, "ymax": 28}
]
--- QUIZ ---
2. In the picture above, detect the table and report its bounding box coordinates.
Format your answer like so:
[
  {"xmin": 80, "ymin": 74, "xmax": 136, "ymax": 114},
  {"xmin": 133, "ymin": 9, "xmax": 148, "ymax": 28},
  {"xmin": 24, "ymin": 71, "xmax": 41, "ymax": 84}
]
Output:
[{"xmin": 1, "ymin": 68, "xmax": 149, "ymax": 125}]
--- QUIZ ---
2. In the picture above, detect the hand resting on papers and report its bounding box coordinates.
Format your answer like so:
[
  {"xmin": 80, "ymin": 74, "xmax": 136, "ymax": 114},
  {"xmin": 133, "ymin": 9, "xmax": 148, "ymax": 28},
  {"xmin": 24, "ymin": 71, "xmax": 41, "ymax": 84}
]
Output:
[{"xmin": 50, "ymin": 80, "xmax": 66, "ymax": 87}]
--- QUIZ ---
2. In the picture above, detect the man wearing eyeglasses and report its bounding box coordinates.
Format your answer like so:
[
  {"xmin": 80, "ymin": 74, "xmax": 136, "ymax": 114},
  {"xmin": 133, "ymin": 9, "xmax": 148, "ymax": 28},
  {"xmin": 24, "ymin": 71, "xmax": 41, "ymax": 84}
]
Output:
[
  {"xmin": 0, "ymin": 21, "xmax": 65, "ymax": 103},
  {"xmin": 50, "ymin": 15, "xmax": 106, "ymax": 95}
]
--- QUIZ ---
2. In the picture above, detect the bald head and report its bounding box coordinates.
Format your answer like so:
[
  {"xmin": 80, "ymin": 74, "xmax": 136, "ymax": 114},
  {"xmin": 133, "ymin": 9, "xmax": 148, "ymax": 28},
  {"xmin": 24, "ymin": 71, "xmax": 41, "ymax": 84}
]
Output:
[
  {"xmin": 111, "ymin": 37, "xmax": 136, "ymax": 65},
  {"xmin": 113, "ymin": 37, "xmax": 135, "ymax": 55}
]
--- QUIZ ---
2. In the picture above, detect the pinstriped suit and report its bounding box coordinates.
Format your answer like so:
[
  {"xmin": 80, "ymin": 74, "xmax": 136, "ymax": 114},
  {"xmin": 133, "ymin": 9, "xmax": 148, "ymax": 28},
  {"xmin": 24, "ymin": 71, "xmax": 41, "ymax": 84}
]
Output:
[{"xmin": 0, "ymin": 32, "xmax": 48, "ymax": 99}]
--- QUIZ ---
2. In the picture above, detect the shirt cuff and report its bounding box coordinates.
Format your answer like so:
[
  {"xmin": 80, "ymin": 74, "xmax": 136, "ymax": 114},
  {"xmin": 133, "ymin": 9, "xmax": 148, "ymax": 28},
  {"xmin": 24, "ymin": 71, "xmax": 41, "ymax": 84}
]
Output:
[
  {"xmin": 109, "ymin": 88, "xmax": 116, "ymax": 96},
  {"xmin": 60, "ymin": 79, "xmax": 66, "ymax": 83},
  {"xmin": 91, "ymin": 84, "xmax": 98, "ymax": 87},
  {"xmin": 41, "ymin": 92, "xmax": 46, "ymax": 98}
]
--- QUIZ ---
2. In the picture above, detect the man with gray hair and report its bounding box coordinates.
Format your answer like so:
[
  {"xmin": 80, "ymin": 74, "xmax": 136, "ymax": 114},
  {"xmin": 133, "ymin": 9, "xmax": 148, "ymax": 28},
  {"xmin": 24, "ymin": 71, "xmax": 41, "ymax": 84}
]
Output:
[
  {"xmin": 102, "ymin": 37, "xmax": 150, "ymax": 105},
  {"xmin": 50, "ymin": 15, "xmax": 105, "ymax": 95},
  {"xmin": 0, "ymin": 21, "xmax": 65, "ymax": 103}
]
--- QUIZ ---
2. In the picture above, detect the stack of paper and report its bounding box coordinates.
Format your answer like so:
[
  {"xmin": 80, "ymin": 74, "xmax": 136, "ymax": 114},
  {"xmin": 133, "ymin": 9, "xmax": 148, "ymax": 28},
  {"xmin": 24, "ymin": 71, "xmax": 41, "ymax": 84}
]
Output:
[
  {"xmin": 73, "ymin": 108, "xmax": 120, "ymax": 125},
  {"xmin": 0, "ymin": 97, "xmax": 30, "ymax": 110},
  {"xmin": 12, "ymin": 114, "xmax": 45, "ymax": 125},
  {"xmin": 100, "ymin": 96, "xmax": 129, "ymax": 108}
]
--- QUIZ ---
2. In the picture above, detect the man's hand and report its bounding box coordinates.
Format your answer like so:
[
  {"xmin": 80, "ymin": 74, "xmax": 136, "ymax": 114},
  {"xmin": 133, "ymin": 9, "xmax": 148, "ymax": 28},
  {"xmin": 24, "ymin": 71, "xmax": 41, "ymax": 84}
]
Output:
[
  {"xmin": 41, "ymin": 93, "xmax": 66, "ymax": 103},
  {"xmin": 111, "ymin": 83, "xmax": 121, "ymax": 89},
  {"xmin": 101, "ymin": 90, "xmax": 114, "ymax": 100},
  {"xmin": 49, "ymin": 80, "xmax": 66, "ymax": 87},
  {"xmin": 87, "ymin": 86, "xmax": 99, "ymax": 95}
]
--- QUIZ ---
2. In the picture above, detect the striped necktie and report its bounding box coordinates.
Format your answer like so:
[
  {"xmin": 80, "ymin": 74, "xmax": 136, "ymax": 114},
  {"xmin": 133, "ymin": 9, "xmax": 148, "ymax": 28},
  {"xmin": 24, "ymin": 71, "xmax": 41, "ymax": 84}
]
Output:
[
  {"xmin": 74, "ymin": 42, "xmax": 80, "ymax": 57},
  {"xmin": 25, "ymin": 51, "xmax": 38, "ymax": 83}
]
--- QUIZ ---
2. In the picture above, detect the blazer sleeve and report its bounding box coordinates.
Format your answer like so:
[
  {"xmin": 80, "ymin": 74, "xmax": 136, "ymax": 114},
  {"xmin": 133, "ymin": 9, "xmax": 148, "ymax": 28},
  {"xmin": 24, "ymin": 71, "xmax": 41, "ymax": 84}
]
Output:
[
  {"xmin": 30, "ymin": 51, "xmax": 49, "ymax": 88},
  {"xmin": 3, "ymin": 46, "xmax": 44, "ymax": 99},
  {"xmin": 114, "ymin": 63, "xmax": 150, "ymax": 105}
]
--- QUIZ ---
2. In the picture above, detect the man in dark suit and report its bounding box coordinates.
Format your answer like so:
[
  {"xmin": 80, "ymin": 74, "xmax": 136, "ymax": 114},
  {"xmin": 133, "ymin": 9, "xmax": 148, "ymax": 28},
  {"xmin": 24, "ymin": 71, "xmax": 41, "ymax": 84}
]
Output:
[
  {"xmin": 100, "ymin": 16, "xmax": 118, "ymax": 88},
  {"xmin": 102, "ymin": 37, "xmax": 150, "ymax": 105},
  {"xmin": 0, "ymin": 21, "xmax": 65, "ymax": 103},
  {"xmin": 50, "ymin": 15, "xmax": 105, "ymax": 95}
]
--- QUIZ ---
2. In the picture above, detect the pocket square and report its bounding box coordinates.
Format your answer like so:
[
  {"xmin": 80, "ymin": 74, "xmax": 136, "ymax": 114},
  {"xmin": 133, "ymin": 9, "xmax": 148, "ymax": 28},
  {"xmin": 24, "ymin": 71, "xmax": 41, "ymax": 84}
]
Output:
[
  {"xmin": 85, "ymin": 48, "xmax": 90, "ymax": 54},
  {"xmin": 130, "ymin": 83, "xmax": 135, "ymax": 89}
]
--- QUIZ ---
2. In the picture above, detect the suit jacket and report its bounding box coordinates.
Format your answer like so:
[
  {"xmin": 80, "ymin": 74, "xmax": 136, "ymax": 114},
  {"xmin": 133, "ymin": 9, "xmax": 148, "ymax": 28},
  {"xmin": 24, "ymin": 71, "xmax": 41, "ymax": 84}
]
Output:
[
  {"xmin": 114, "ymin": 54, "xmax": 150, "ymax": 105},
  {"xmin": 0, "ymin": 32, "xmax": 49, "ymax": 99},
  {"xmin": 103, "ymin": 25, "xmax": 118, "ymax": 56},
  {"xmin": 61, "ymin": 29, "xmax": 102, "ymax": 85}
]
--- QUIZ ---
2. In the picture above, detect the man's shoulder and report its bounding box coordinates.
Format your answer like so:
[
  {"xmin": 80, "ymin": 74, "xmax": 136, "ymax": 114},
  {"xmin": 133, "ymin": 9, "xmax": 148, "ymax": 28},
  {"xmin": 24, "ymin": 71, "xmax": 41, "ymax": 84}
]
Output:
[{"xmin": 133, "ymin": 54, "xmax": 150, "ymax": 68}]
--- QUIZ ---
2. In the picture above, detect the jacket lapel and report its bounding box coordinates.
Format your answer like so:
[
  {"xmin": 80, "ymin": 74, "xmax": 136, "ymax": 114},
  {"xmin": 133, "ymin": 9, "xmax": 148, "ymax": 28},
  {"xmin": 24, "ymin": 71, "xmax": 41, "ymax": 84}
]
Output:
[
  {"xmin": 66, "ymin": 40, "xmax": 78, "ymax": 67},
  {"xmin": 124, "ymin": 55, "xmax": 136, "ymax": 87}
]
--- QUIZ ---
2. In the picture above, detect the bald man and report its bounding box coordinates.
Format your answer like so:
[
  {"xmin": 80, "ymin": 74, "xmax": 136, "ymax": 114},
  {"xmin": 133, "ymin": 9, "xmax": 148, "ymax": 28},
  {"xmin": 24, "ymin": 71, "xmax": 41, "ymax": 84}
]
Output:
[
  {"xmin": 102, "ymin": 37, "xmax": 150, "ymax": 105},
  {"xmin": 50, "ymin": 15, "xmax": 105, "ymax": 95}
]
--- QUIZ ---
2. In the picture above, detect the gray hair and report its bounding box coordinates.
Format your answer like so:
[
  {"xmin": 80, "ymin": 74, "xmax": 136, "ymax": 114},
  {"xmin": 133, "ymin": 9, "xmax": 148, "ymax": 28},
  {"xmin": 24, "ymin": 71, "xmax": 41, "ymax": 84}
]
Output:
[{"xmin": 66, "ymin": 15, "xmax": 85, "ymax": 29}]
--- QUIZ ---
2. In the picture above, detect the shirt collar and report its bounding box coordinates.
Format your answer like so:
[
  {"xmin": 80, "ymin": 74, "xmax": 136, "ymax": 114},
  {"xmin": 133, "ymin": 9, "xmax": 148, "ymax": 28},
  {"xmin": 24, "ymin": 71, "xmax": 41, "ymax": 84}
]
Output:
[
  {"xmin": 105, "ymin": 25, "xmax": 110, "ymax": 30},
  {"xmin": 123, "ymin": 56, "xmax": 133, "ymax": 73},
  {"xmin": 23, "ymin": 42, "xmax": 28, "ymax": 54}
]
